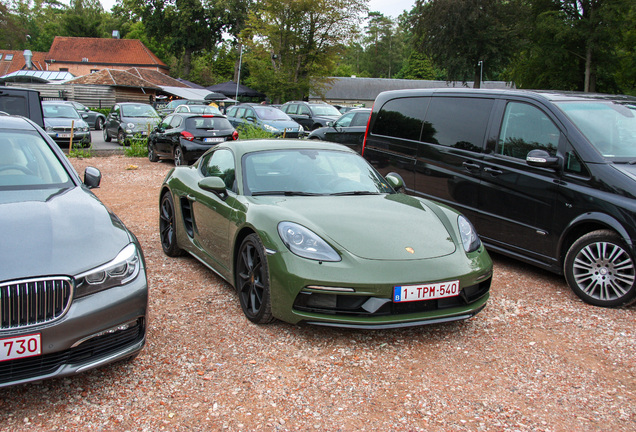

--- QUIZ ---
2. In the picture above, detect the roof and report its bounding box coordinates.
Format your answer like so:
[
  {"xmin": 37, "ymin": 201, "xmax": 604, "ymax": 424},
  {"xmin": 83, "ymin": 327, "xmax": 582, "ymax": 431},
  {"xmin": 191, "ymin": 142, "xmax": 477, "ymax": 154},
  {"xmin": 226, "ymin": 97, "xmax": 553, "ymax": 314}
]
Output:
[
  {"xmin": 206, "ymin": 81, "xmax": 265, "ymax": 98},
  {"xmin": 65, "ymin": 69, "xmax": 159, "ymax": 89},
  {"xmin": 46, "ymin": 37, "xmax": 167, "ymax": 70},
  {"xmin": 0, "ymin": 50, "xmax": 48, "ymax": 76},
  {"xmin": 311, "ymin": 77, "xmax": 515, "ymax": 101},
  {"xmin": 127, "ymin": 68, "xmax": 188, "ymax": 87}
]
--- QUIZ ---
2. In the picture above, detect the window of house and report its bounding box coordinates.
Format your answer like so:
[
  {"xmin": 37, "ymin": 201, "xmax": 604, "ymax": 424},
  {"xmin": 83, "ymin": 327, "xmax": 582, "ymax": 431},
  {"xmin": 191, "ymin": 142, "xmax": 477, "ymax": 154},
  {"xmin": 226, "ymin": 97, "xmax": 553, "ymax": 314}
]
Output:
[{"xmin": 5, "ymin": 54, "xmax": 13, "ymax": 61}]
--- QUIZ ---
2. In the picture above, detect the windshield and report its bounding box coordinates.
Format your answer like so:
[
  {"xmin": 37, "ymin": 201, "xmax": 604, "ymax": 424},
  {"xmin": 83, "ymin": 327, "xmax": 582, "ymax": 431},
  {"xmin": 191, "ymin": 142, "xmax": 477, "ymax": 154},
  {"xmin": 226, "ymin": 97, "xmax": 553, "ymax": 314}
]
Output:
[
  {"xmin": 310, "ymin": 104, "xmax": 341, "ymax": 116},
  {"xmin": 254, "ymin": 107, "xmax": 292, "ymax": 121},
  {"xmin": 243, "ymin": 149, "xmax": 394, "ymax": 195},
  {"xmin": 122, "ymin": 104, "xmax": 160, "ymax": 118},
  {"xmin": 555, "ymin": 101, "xmax": 636, "ymax": 159},
  {"xmin": 43, "ymin": 104, "xmax": 80, "ymax": 119},
  {"xmin": 0, "ymin": 129, "xmax": 73, "ymax": 189}
]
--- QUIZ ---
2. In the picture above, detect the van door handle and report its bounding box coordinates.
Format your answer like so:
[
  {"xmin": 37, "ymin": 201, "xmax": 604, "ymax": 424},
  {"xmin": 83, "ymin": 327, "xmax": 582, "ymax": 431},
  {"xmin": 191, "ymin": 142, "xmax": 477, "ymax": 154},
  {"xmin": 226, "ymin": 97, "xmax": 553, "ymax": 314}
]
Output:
[
  {"xmin": 462, "ymin": 162, "xmax": 481, "ymax": 171},
  {"xmin": 484, "ymin": 167, "xmax": 504, "ymax": 176}
]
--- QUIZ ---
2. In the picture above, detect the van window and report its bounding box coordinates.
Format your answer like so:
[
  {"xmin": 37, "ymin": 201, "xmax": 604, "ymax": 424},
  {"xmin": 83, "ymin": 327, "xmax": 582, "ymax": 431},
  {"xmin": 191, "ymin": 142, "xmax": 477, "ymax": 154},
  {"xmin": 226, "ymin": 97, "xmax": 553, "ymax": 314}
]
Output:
[
  {"xmin": 424, "ymin": 97, "xmax": 493, "ymax": 151},
  {"xmin": 372, "ymin": 97, "xmax": 429, "ymax": 141},
  {"xmin": 498, "ymin": 102, "xmax": 559, "ymax": 159}
]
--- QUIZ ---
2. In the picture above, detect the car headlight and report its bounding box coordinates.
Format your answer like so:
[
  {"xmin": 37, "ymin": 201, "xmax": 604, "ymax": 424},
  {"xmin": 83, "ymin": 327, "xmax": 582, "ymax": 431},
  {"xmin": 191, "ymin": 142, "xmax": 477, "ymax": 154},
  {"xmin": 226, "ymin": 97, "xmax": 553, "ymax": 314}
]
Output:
[
  {"xmin": 263, "ymin": 124, "xmax": 279, "ymax": 133},
  {"xmin": 75, "ymin": 243, "xmax": 142, "ymax": 297},
  {"xmin": 278, "ymin": 222, "xmax": 341, "ymax": 262},
  {"xmin": 458, "ymin": 215, "xmax": 481, "ymax": 253},
  {"xmin": 45, "ymin": 126, "xmax": 54, "ymax": 132}
]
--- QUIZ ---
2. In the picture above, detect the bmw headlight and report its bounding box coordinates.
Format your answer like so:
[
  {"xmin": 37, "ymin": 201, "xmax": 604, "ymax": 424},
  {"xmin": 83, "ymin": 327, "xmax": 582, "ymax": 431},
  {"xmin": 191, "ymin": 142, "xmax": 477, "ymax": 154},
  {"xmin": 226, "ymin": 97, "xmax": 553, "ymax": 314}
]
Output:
[
  {"xmin": 278, "ymin": 222, "xmax": 341, "ymax": 262},
  {"xmin": 45, "ymin": 126, "xmax": 54, "ymax": 132},
  {"xmin": 458, "ymin": 215, "xmax": 481, "ymax": 253},
  {"xmin": 75, "ymin": 243, "xmax": 142, "ymax": 297},
  {"xmin": 263, "ymin": 124, "xmax": 279, "ymax": 133}
]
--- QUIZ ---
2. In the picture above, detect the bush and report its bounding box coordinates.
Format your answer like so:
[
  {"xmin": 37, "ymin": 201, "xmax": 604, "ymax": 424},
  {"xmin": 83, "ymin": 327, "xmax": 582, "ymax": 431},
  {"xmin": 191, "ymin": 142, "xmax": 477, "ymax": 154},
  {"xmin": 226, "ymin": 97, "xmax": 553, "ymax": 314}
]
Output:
[
  {"xmin": 236, "ymin": 124, "xmax": 277, "ymax": 139},
  {"xmin": 124, "ymin": 134, "xmax": 149, "ymax": 157}
]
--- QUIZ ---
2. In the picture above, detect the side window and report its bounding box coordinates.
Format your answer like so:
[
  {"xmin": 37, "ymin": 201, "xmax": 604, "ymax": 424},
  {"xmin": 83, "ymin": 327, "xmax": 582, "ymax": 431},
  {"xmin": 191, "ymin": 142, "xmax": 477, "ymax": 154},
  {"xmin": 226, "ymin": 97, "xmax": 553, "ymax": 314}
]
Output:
[
  {"xmin": 160, "ymin": 115, "xmax": 173, "ymax": 129},
  {"xmin": 245, "ymin": 108, "xmax": 255, "ymax": 120},
  {"xmin": 201, "ymin": 149, "xmax": 236, "ymax": 190},
  {"xmin": 299, "ymin": 105, "xmax": 311, "ymax": 116},
  {"xmin": 564, "ymin": 145, "xmax": 590, "ymax": 176},
  {"xmin": 372, "ymin": 97, "xmax": 430, "ymax": 141},
  {"xmin": 498, "ymin": 102, "xmax": 560, "ymax": 159},
  {"xmin": 424, "ymin": 97, "xmax": 493, "ymax": 151},
  {"xmin": 351, "ymin": 112, "xmax": 370, "ymax": 127},
  {"xmin": 334, "ymin": 112, "xmax": 354, "ymax": 128},
  {"xmin": 169, "ymin": 116, "xmax": 182, "ymax": 129},
  {"xmin": 285, "ymin": 104, "xmax": 297, "ymax": 114}
]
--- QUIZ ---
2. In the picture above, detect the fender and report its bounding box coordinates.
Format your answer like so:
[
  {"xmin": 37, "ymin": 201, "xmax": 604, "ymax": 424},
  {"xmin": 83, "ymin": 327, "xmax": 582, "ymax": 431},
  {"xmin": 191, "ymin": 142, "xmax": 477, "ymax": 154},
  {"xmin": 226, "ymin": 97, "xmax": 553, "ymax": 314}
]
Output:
[{"xmin": 559, "ymin": 211, "xmax": 634, "ymax": 259}]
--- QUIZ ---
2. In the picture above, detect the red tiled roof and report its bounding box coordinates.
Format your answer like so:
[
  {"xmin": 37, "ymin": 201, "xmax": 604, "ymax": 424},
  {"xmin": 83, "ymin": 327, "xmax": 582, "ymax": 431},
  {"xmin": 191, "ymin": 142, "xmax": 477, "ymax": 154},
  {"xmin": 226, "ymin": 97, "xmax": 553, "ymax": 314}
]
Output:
[
  {"xmin": 0, "ymin": 50, "xmax": 48, "ymax": 76},
  {"xmin": 126, "ymin": 68, "xmax": 188, "ymax": 87},
  {"xmin": 66, "ymin": 69, "xmax": 160, "ymax": 89},
  {"xmin": 46, "ymin": 37, "xmax": 167, "ymax": 69}
]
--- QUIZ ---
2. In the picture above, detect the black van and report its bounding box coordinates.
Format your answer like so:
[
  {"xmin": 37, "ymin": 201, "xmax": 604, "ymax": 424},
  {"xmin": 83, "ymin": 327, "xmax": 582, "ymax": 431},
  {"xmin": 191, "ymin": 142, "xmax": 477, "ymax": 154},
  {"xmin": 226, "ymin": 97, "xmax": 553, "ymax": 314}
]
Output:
[
  {"xmin": 362, "ymin": 89, "xmax": 636, "ymax": 307},
  {"xmin": 0, "ymin": 86, "xmax": 44, "ymax": 128}
]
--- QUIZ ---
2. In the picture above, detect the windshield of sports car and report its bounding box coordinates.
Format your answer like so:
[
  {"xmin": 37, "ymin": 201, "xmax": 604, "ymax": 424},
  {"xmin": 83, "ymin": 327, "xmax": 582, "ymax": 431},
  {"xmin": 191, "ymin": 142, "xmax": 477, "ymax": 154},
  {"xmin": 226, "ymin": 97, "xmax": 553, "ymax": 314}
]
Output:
[
  {"xmin": 122, "ymin": 104, "xmax": 160, "ymax": 118},
  {"xmin": 243, "ymin": 149, "xmax": 394, "ymax": 196},
  {"xmin": 0, "ymin": 130, "xmax": 73, "ymax": 189},
  {"xmin": 555, "ymin": 101, "xmax": 636, "ymax": 160},
  {"xmin": 254, "ymin": 107, "xmax": 292, "ymax": 121}
]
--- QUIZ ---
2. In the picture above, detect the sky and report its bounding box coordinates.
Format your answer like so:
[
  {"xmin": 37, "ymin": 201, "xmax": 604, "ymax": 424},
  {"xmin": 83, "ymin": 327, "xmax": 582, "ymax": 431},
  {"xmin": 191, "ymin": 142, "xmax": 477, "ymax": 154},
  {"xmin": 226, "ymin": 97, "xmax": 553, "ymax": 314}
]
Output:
[{"xmin": 98, "ymin": 0, "xmax": 415, "ymax": 19}]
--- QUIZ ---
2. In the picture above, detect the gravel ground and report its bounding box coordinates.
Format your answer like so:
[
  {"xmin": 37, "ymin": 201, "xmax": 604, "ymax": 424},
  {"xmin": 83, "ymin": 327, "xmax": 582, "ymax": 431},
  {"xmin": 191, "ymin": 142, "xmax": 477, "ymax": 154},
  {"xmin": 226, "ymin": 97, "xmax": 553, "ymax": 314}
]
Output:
[{"xmin": 1, "ymin": 155, "xmax": 634, "ymax": 432}]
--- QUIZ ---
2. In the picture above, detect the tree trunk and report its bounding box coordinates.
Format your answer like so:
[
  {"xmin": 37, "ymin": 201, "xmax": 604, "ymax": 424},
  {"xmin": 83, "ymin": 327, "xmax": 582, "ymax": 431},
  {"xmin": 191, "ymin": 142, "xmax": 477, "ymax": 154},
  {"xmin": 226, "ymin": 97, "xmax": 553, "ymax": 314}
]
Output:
[{"xmin": 183, "ymin": 48, "xmax": 192, "ymax": 78}]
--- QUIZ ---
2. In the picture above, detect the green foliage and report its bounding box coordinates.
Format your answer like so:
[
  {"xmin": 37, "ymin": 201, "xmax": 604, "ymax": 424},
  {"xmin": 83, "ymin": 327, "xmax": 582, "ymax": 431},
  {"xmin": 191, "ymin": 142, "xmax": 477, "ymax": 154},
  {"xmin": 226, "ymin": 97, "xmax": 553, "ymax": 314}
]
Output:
[
  {"xmin": 124, "ymin": 134, "xmax": 149, "ymax": 157},
  {"xmin": 394, "ymin": 51, "xmax": 442, "ymax": 80},
  {"xmin": 68, "ymin": 143, "xmax": 93, "ymax": 158},
  {"xmin": 236, "ymin": 124, "xmax": 276, "ymax": 140}
]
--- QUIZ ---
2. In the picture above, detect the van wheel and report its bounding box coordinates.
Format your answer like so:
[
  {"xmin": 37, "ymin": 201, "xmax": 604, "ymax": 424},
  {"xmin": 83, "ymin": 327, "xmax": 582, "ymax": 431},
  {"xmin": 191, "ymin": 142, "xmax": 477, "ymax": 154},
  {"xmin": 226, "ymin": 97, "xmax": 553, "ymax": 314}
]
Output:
[{"xmin": 564, "ymin": 230, "xmax": 636, "ymax": 307}]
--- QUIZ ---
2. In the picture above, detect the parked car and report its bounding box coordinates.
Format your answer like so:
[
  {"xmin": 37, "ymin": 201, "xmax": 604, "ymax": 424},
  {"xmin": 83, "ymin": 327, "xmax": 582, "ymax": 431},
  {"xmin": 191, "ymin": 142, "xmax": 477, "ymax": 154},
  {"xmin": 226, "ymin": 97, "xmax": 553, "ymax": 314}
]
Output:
[
  {"xmin": 158, "ymin": 139, "xmax": 492, "ymax": 327},
  {"xmin": 173, "ymin": 104, "xmax": 222, "ymax": 115},
  {"xmin": 225, "ymin": 104, "xmax": 304, "ymax": 138},
  {"xmin": 67, "ymin": 101, "xmax": 106, "ymax": 130},
  {"xmin": 363, "ymin": 88, "xmax": 636, "ymax": 307},
  {"xmin": 103, "ymin": 102, "xmax": 161, "ymax": 145},
  {"xmin": 41, "ymin": 101, "xmax": 91, "ymax": 147},
  {"xmin": 148, "ymin": 113, "xmax": 238, "ymax": 165},
  {"xmin": 0, "ymin": 86, "xmax": 44, "ymax": 128},
  {"xmin": 158, "ymin": 99, "xmax": 210, "ymax": 116},
  {"xmin": 281, "ymin": 101, "xmax": 342, "ymax": 131},
  {"xmin": 307, "ymin": 108, "xmax": 371, "ymax": 151},
  {"xmin": 0, "ymin": 115, "xmax": 148, "ymax": 388}
]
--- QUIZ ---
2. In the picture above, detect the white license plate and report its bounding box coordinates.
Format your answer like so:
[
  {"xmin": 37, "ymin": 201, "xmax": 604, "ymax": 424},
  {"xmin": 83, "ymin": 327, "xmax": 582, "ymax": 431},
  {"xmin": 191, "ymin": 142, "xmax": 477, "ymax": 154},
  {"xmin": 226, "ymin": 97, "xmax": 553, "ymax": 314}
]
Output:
[
  {"xmin": 204, "ymin": 137, "xmax": 224, "ymax": 143},
  {"xmin": 1, "ymin": 333, "xmax": 41, "ymax": 362},
  {"xmin": 393, "ymin": 280, "xmax": 460, "ymax": 302},
  {"xmin": 57, "ymin": 133, "xmax": 71, "ymax": 138}
]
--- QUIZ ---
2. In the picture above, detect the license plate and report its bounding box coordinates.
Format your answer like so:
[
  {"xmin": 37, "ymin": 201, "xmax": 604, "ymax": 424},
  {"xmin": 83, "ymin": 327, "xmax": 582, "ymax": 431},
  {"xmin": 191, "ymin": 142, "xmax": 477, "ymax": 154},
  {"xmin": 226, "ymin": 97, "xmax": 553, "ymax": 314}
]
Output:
[
  {"xmin": 57, "ymin": 133, "xmax": 71, "ymax": 138},
  {"xmin": 1, "ymin": 333, "xmax": 41, "ymax": 362},
  {"xmin": 204, "ymin": 137, "xmax": 224, "ymax": 143},
  {"xmin": 393, "ymin": 280, "xmax": 460, "ymax": 302}
]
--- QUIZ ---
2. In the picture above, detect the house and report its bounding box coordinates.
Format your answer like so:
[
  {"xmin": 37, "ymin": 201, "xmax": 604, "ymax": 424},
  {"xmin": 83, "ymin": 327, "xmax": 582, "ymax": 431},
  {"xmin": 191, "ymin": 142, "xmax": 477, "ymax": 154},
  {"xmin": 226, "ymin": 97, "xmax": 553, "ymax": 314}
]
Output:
[
  {"xmin": 0, "ymin": 50, "xmax": 48, "ymax": 76},
  {"xmin": 309, "ymin": 77, "xmax": 515, "ymax": 107}
]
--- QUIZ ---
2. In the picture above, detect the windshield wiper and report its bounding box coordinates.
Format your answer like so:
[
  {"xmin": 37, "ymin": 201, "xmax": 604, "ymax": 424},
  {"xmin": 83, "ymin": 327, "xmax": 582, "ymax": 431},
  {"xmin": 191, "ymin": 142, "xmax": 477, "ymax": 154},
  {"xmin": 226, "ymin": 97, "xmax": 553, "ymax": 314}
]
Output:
[
  {"xmin": 252, "ymin": 191, "xmax": 324, "ymax": 196},
  {"xmin": 330, "ymin": 191, "xmax": 380, "ymax": 196}
]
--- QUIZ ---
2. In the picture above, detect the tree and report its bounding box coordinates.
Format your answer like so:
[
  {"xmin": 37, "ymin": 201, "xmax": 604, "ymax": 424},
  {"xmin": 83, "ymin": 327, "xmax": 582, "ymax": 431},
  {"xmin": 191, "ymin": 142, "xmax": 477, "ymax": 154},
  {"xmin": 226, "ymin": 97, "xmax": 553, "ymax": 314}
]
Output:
[
  {"xmin": 410, "ymin": 0, "xmax": 522, "ymax": 87},
  {"xmin": 242, "ymin": 0, "xmax": 366, "ymax": 102},
  {"xmin": 61, "ymin": 0, "xmax": 104, "ymax": 38},
  {"xmin": 0, "ymin": 0, "xmax": 28, "ymax": 49}
]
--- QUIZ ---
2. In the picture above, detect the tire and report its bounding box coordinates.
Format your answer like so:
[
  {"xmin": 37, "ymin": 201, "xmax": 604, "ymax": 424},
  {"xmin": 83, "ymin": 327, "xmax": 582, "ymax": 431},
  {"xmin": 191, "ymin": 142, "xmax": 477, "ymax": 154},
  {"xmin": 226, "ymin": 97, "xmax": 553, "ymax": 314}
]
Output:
[
  {"xmin": 235, "ymin": 234, "xmax": 274, "ymax": 324},
  {"xmin": 103, "ymin": 127, "xmax": 111, "ymax": 142},
  {"xmin": 148, "ymin": 140, "xmax": 159, "ymax": 162},
  {"xmin": 564, "ymin": 230, "xmax": 636, "ymax": 307},
  {"xmin": 174, "ymin": 145, "xmax": 186, "ymax": 166},
  {"xmin": 117, "ymin": 130, "xmax": 127, "ymax": 146},
  {"xmin": 159, "ymin": 192, "xmax": 185, "ymax": 257},
  {"xmin": 95, "ymin": 117, "xmax": 104, "ymax": 130}
]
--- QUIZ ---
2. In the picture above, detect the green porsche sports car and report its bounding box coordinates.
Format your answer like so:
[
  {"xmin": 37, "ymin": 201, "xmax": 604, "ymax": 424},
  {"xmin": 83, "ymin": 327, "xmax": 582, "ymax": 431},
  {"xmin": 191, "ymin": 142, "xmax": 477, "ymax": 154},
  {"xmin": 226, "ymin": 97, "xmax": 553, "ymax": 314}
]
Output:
[{"xmin": 159, "ymin": 140, "xmax": 492, "ymax": 328}]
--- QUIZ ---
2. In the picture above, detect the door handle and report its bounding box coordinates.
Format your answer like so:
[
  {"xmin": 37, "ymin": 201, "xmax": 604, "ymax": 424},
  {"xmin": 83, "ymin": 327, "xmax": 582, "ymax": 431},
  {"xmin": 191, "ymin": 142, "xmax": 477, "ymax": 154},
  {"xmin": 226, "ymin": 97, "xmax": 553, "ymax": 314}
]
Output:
[
  {"xmin": 462, "ymin": 162, "xmax": 481, "ymax": 171},
  {"xmin": 484, "ymin": 167, "xmax": 504, "ymax": 176}
]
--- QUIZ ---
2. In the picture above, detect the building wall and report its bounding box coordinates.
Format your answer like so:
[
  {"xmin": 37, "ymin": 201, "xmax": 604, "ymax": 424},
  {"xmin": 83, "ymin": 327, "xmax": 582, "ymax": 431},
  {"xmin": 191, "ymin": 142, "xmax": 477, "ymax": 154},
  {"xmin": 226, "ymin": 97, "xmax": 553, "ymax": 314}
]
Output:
[{"xmin": 47, "ymin": 63, "xmax": 166, "ymax": 76}]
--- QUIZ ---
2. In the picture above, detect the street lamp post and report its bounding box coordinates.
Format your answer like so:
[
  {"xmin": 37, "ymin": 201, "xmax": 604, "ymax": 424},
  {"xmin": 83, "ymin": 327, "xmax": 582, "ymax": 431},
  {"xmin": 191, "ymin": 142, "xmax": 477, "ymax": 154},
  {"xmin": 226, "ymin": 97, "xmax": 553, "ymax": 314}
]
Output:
[{"xmin": 477, "ymin": 61, "xmax": 483, "ymax": 88}]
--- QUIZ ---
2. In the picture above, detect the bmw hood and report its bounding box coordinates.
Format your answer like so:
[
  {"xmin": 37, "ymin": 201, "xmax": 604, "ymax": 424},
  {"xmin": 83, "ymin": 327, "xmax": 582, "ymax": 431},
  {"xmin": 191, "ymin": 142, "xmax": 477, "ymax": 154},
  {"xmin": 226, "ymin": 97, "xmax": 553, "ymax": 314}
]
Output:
[
  {"xmin": 258, "ymin": 194, "xmax": 457, "ymax": 260},
  {"xmin": 0, "ymin": 187, "xmax": 133, "ymax": 282}
]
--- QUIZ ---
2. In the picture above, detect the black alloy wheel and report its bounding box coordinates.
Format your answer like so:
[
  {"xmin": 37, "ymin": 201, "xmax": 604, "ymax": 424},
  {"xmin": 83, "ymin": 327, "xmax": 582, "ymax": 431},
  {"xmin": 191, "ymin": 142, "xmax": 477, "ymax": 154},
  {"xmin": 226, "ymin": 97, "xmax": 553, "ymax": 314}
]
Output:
[
  {"xmin": 174, "ymin": 145, "xmax": 186, "ymax": 166},
  {"xmin": 565, "ymin": 230, "xmax": 636, "ymax": 307},
  {"xmin": 103, "ymin": 127, "xmax": 111, "ymax": 142},
  {"xmin": 159, "ymin": 192, "xmax": 184, "ymax": 257},
  {"xmin": 236, "ymin": 234, "xmax": 274, "ymax": 324},
  {"xmin": 117, "ymin": 130, "xmax": 127, "ymax": 146}
]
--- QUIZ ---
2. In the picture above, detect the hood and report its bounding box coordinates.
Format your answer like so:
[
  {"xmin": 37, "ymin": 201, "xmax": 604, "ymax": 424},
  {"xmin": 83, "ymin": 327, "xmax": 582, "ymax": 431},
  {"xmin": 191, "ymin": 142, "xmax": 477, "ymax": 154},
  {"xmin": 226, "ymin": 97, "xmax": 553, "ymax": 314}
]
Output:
[
  {"xmin": 261, "ymin": 119, "xmax": 301, "ymax": 130},
  {"xmin": 254, "ymin": 194, "xmax": 457, "ymax": 260},
  {"xmin": 612, "ymin": 163, "xmax": 636, "ymax": 184},
  {"xmin": 0, "ymin": 187, "xmax": 133, "ymax": 282},
  {"xmin": 44, "ymin": 118, "xmax": 89, "ymax": 128}
]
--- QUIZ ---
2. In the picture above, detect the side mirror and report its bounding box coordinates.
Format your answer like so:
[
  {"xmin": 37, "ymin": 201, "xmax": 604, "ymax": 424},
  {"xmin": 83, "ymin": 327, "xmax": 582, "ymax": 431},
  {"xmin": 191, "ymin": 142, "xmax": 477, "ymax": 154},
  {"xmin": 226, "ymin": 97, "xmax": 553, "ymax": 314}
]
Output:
[
  {"xmin": 385, "ymin": 172, "xmax": 405, "ymax": 192},
  {"xmin": 198, "ymin": 176, "xmax": 227, "ymax": 197},
  {"xmin": 82, "ymin": 113, "xmax": 89, "ymax": 119},
  {"xmin": 526, "ymin": 149, "xmax": 560, "ymax": 168},
  {"xmin": 326, "ymin": 121, "xmax": 333, "ymax": 127},
  {"xmin": 245, "ymin": 116, "xmax": 256, "ymax": 122},
  {"xmin": 84, "ymin": 166, "xmax": 101, "ymax": 189}
]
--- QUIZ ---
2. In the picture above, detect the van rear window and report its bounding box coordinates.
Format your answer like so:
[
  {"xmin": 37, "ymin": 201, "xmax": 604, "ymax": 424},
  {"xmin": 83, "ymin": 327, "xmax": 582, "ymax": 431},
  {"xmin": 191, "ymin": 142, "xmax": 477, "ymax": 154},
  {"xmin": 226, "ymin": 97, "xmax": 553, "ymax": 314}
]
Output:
[
  {"xmin": 372, "ymin": 97, "xmax": 429, "ymax": 141},
  {"xmin": 424, "ymin": 97, "xmax": 493, "ymax": 151}
]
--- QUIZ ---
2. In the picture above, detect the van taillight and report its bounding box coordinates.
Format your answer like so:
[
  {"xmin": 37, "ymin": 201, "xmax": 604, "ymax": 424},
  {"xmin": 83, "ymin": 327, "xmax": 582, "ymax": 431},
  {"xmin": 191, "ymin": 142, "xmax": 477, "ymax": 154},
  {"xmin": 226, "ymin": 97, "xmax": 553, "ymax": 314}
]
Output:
[
  {"xmin": 180, "ymin": 131, "xmax": 195, "ymax": 141},
  {"xmin": 361, "ymin": 105, "xmax": 373, "ymax": 156}
]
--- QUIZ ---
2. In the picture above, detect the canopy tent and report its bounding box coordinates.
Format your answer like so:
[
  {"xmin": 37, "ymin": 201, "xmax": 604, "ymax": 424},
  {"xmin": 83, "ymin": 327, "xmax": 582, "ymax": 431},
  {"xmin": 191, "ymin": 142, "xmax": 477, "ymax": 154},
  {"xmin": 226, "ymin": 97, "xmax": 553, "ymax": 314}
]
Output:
[
  {"xmin": 159, "ymin": 86, "xmax": 215, "ymax": 100},
  {"xmin": 204, "ymin": 91, "xmax": 227, "ymax": 101},
  {"xmin": 205, "ymin": 81, "xmax": 265, "ymax": 99}
]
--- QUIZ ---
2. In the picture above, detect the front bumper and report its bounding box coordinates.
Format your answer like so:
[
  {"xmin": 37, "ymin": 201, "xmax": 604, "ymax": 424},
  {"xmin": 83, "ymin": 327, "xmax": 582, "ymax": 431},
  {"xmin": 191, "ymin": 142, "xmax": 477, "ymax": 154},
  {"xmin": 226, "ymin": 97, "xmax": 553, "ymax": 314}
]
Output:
[
  {"xmin": 47, "ymin": 131, "xmax": 91, "ymax": 146},
  {"xmin": 0, "ymin": 272, "xmax": 148, "ymax": 388}
]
